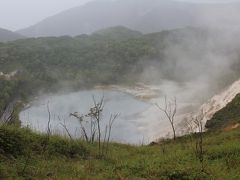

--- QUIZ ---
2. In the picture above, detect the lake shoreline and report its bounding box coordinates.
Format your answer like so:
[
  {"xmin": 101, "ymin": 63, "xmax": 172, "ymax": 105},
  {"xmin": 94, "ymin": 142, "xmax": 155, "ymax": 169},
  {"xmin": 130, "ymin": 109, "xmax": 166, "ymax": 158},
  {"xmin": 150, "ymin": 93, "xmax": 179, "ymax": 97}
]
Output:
[{"xmin": 95, "ymin": 84, "xmax": 161, "ymax": 102}]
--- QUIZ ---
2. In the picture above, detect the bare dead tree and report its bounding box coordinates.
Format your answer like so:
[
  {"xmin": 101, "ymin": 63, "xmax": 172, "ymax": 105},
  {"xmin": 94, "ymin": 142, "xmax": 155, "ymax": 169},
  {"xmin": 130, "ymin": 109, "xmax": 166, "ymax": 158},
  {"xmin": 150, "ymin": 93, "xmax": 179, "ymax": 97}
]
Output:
[
  {"xmin": 193, "ymin": 111, "xmax": 205, "ymax": 175},
  {"xmin": 180, "ymin": 115, "xmax": 196, "ymax": 154},
  {"xmin": 185, "ymin": 111, "xmax": 206, "ymax": 177},
  {"xmin": 20, "ymin": 103, "xmax": 53, "ymax": 176},
  {"xmin": 42, "ymin": 103, "xmax": 52, "ymax": 153},
  {"xmin": 156, "ymin": 96, "xmax": 177, "ymax": 140},
  {"xmin": 91, "ymin": 96, "xmax": 104, "ymax": 155},
  {"xmin": 71, "ymin": 96, "xmax": 118, "ymax": 157},
  {"xmin": 102, "ymin": 125, "xmax": 108, "ymax": 154},
  {"xmin": 70, "ymin": 112, "xmax": 91, "ymax": 142},
  {"xmin": 69, "ymin": 96, "xmax": 104, "ymax": 144},
  {"xmin": 3, "ymin": 108, "xmax": 15, "ymax": 125},
  {"xmin": 103, "ymin": 114, "xmax": 119, "ymax": 156},
  {"xmin": 0, "ymin": 102, "xmax": 16, "ymax": 125},
  {"xmin": 90, "ymin": 116, "xmax": 97, "ymax": 143},
  {"xmin": 58, "ymin": 116, "xmax": 73, "ymax": 140},
  {"xmin": 47, "ymin": 103, "xmax": 51, "ymax": 136}
]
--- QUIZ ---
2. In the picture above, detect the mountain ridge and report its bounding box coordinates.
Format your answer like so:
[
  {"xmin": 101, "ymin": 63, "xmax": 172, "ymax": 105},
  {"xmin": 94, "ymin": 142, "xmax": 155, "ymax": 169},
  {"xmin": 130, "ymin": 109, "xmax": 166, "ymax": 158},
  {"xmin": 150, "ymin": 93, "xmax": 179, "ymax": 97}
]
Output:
[
  {"xmin": 16, "ymin": 0, "xmax": 240, "ymax": 37},
  {"xmin": 0, "ymin": 28, "xmax": 25, "ymax": 42}
]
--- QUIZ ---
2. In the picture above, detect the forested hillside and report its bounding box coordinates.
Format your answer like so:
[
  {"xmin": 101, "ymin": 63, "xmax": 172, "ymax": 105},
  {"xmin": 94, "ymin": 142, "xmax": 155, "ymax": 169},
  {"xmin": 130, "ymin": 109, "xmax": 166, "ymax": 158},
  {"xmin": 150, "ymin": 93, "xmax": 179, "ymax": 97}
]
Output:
[
  {"xmin": 2, "ymin": 27, "xmax": 240, "ymax": 89},
  {"xmin": 1, "ymin": 27, "xmax": 153, "ymax": 88},
  {"xmin": 206, "ymin": 94, "xmax": 240, "ymax": 129},
  {"xmin": 1, "ymin": 26, "xmax": 240, "ymax": 127}
]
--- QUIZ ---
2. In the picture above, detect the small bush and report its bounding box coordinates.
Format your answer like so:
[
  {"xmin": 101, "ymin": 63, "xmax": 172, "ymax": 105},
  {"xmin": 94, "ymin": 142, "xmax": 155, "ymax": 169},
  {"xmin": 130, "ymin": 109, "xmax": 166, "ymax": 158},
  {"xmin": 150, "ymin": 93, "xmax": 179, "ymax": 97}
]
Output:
[
  {"xmin": 47, "ymin": 137, "xmax": 89, "ymax": 158},
  {"xmin": 0, "ymin": 126, "xmax": 27, "ymax": 156},
  {"xmin": 0, "ymin": 126, "xmax": 89, "ymax": 158}
]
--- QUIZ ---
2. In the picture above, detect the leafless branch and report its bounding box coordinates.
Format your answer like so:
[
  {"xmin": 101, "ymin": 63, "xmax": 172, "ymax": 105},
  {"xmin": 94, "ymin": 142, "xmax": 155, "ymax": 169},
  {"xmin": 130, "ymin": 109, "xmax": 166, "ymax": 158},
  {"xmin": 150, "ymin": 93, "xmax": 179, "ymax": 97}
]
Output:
[
  {"xmin": 58, "ymin": 116, "xmax": 73, "ymax": 140},
  {"xmin": 156, "ymin": 96, "xmax": 177, "ymax": 140}
]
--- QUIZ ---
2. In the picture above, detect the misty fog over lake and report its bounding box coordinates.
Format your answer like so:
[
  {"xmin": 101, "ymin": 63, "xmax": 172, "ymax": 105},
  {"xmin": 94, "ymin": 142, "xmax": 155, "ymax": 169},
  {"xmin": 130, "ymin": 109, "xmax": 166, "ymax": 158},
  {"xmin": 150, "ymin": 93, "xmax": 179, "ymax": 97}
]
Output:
[
  {"xmin": 19, "ymin": 79, "xmax": 208, "ymax": 144},
  {"xmin": 1, "ymin": 0, "xmax": 240, "ymax": 145},
  {"xmin": 20, "ymin": 90, "xmax": 153, "ymax": 144},
  {"xmin": 2, "ymin": 0, "xmax": 240, "ymax": 178}
]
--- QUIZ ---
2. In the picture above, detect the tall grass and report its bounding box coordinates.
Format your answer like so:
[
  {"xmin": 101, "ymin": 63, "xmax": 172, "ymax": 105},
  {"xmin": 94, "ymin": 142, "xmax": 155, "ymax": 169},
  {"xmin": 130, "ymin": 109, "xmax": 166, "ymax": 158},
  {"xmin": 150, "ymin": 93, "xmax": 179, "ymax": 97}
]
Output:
[{"xmin": 0, "ymin": 125, "xmax": 240, "ymax": 179}]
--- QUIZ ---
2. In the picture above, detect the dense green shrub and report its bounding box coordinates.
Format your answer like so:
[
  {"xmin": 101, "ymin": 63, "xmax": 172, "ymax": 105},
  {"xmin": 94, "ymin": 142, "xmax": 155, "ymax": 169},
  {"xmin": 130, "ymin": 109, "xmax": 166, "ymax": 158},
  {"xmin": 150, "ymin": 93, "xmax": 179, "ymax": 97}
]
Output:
[
  {"xmin": 0, "ymin": 125, "xmax": 240, "ymax": 179},
  {"xmin": 47, "ymin": 137, "xmax": 88, "ymax": 158},
  {"xmin": 0, "ymin": 126, "xmax": 26, "ymax": 156},
  {"xmin": 0, "ymin": 126, "xmax": 89, "ymax": 158}
]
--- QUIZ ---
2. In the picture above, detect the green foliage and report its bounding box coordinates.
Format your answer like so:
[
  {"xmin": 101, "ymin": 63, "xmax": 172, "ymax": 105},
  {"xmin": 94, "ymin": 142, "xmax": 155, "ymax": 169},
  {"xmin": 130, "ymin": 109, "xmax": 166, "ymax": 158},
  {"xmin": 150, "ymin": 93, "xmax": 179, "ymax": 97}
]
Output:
[
  {"xmin": 93, "ymin": 26, "xmax": 142, "ymax": 41},
  {"xmin": 1, "ymin": 27, "xmax": 240, "ymax": 124},
  {"xmin": 0, "ymin": 126, "xmax": 26, "ymax": 156},
  {"xmin": 0, "ymin": 126, "xmax": 89, "ymax": 158},
  {"xmin": 47, "ymin": 137, "xmax": 88, "ymax": 158},
  {"xmin": 0, "ymin": 27, "xmax": 218, "ymax": 92},
  {"xmin": 0, "ymin": 79, "xmax": 17, "ymax": 113},
  {"xmin": 0, "ymin": 27, "xmax": 164, "ymax": 120},
  {"xmin": 0, "ymin": 31, "xmax": 154, "ymax": 87},
  {"xmin": 206, "ymin": 94, "xmax": 240, "ymax": 129},
  {"xmin": 1, "ymin": 27, "xmax": 240, "ymax": 178},
  {"xmin": 0, "ymin": 125, "xmax": 240, "ymax": 179}
]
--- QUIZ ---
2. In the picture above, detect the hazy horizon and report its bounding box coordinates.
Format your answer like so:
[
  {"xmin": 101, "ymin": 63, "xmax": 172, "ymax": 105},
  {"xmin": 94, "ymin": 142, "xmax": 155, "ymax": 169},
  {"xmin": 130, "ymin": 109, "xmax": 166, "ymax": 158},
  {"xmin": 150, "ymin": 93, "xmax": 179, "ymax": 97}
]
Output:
[
  {"xmin": 1, "ymin": 0, "xmax": 240, "ymax": 31},
  {"xmin": 0, "ymin": 0, "xmax": 94, "ymax": 31}
]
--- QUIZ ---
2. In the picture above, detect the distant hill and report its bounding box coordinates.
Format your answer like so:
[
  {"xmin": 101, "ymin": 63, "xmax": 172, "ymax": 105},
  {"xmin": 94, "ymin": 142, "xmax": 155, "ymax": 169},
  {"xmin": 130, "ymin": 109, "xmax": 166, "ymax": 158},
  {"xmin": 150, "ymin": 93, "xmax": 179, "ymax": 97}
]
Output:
[
  {"xmin": 0, "ymin": 28, "xmax": 24, "ymax": 42},
  {"xmin": 92, "ymin": 26, "xmax": 142, "ymax": 40},
  {"xmin": 1, "ymin": 26, "xmax": 240, "ymax": 92},
  {"xmin": 2, "ymin": 26, "xmax": 240, "ymax": 133},
  {"xmin": 16, "ymin": 0, "xmax": 240, "ymax": 37}
]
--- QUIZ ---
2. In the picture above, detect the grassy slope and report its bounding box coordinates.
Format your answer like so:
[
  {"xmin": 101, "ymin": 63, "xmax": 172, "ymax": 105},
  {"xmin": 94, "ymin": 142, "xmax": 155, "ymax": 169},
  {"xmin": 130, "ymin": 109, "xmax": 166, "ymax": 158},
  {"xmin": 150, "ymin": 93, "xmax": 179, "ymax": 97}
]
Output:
[
  {"xmin": 0, "ymin": 126, "xmax": 240, "ymax": 179},
  {"xmin": 206, "ymin": 94, "xmax": 240, "ymax": 129}
]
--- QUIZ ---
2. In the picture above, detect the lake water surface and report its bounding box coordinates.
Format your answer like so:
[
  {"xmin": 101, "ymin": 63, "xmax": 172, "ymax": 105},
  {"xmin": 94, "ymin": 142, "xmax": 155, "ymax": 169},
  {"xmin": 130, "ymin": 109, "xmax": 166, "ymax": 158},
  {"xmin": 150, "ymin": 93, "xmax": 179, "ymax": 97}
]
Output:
[
  {"xmin": 20, "ymin": 81, "xmax": 206, "ymax": 144},
  {"xmin": 20, "ymin": 90, "xmax": 152, "ymax": 144}
]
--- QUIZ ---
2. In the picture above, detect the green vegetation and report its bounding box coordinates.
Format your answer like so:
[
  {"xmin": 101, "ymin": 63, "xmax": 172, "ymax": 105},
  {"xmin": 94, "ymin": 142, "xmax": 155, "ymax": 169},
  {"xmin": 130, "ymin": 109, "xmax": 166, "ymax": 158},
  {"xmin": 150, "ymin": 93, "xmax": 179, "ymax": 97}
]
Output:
[
  {"xmin": 0, "ymin": 79, "xmax": 18, "ymax": 114},
  {"xmin": 0, "ymin": 27, "xmax": 182, "ymax": 120},
  {"xmin": 1, "ymin": 26, "xmax": 240, "ymax": 179},
  {"xmin": 93, "ymin": 26, "xmax": 142, "ymax": 40},
  {"xmin": 0, "ymin": 27, "xmax": 155, "ymax": 121},
  {"xmin": 0, "ymin": 28, "xmax": 154, "ymax": 88},
  {"xmin": 206, "ymin": 94, "xmax": 240, "ymax": 129},
  {"xmin": 1, "ymin": 27, "xmax": 231, "ymax": 91},
  {"xmin": 0, "ymin": 125, "xmax": 240, "ymax": 179},
  {"xmin": 0, "ymin": 78, "xmax": 26, "ymax": 124},
  {"xmin": 1, "ymin": 27, "xmax": 240, "ymax": 119}
]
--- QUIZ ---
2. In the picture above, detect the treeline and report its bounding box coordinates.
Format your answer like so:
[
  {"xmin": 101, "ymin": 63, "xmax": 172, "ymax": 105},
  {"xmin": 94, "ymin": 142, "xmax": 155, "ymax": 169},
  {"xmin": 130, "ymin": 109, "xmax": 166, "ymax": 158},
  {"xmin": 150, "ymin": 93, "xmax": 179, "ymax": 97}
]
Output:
[
  {"xmin": 0, "ymin": 31, "xmax": 155, "ymax": 88},
  {"xmin": 0, "ymin": 27, "xmax": 157, "ymax": 122},
  {"xmin": 0, "ymin": 79, "xmax": 18, "ymax": 116},
  {"xmin": 0, "ymin": 27, "xmax": 217, "ymax": 90},
  {"xmin": 1, "ymin": 27, "xmax": 240, "ymax": 125}
]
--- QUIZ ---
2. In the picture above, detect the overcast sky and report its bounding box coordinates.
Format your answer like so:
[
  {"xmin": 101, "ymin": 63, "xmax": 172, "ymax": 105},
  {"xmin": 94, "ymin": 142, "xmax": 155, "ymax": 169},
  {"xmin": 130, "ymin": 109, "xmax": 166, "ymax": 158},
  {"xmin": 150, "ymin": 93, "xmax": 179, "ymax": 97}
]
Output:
[
  {"xmin": 0, "ymin": 0, "xmax": 239, "ymax": 31},
  {"xmin": 0, "ymin": 0, "xmax": 95, "ymax": 31}
]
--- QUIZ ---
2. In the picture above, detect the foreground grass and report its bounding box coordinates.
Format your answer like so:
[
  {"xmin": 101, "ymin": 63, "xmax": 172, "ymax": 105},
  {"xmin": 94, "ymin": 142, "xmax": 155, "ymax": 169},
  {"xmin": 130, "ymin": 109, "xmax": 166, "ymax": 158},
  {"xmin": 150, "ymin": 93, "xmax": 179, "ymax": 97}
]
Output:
[{"xmin": 0, "ymin": 126, "xmax": 240, "ymax": 179}]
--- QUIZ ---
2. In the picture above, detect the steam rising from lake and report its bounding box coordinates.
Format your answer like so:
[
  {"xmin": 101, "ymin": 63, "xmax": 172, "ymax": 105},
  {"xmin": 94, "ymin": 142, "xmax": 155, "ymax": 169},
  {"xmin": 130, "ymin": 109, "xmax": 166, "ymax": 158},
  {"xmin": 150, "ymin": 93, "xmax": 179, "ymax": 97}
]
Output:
[
  {"xmin": 18, "ymin": 2, "xmax": 240, "ymax": 144},
  {"xmin": 19, "ymin": 27, "xmax": 240, "ymax": 144},
  {"xmin": 20, "ymin": 80, "xmax": 209, "ymax": 144},
  {"xmin": 20, "ymin": 90, "xmax": 152, "ymax": 144}
]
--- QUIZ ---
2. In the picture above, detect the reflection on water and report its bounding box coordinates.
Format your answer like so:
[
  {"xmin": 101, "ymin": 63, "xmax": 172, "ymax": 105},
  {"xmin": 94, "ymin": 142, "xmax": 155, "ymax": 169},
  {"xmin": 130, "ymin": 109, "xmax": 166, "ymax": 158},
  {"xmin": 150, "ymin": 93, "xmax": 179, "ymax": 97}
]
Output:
[{"xmin": 20, "ymin": 90, "xmax": 151, "ymax": 144}]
